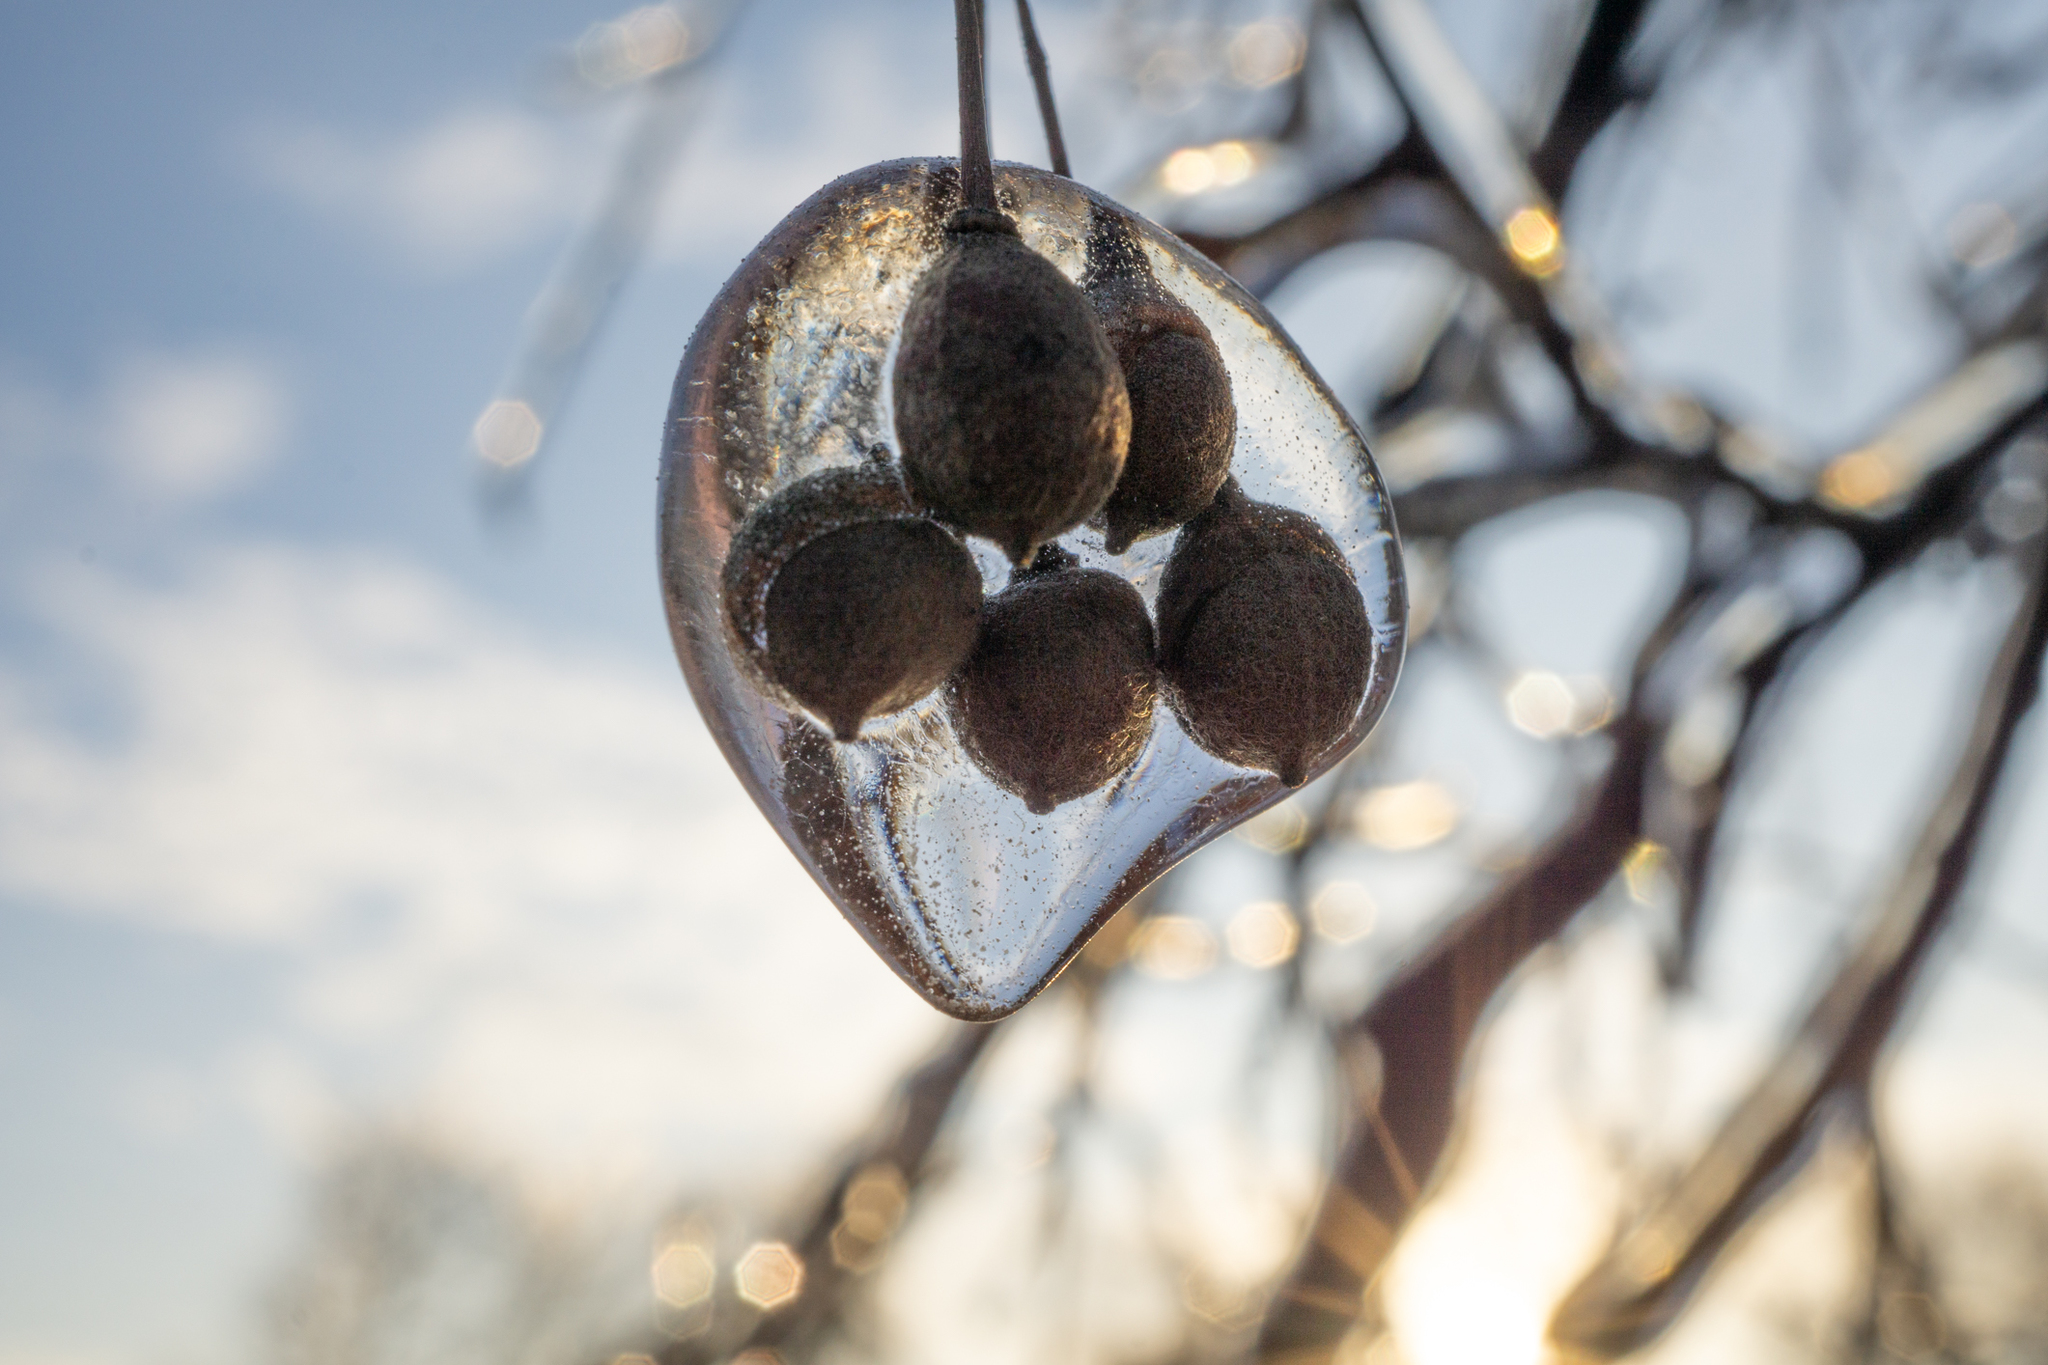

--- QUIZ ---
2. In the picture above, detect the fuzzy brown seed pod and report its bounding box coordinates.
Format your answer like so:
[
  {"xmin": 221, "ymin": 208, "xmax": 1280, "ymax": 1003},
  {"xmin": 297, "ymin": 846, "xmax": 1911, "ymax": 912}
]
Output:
[
  {"xmin": 947, "ymin": 543, "xmax": 1158, "ymax": 814},
  {"xmin": 893, "ymin": 208, "xmax": 1131, "ymax": 566},
  {"xmin": 1084, "ymin": 211, "xmax": 1236, "ymax": 556},
  {"xmin": 1155, "ymin": 481, "xmax": 1370, "ymax": 786},
  {"xmin": 723, "ymin": 463, "xmax": 983, "ymax": 741}
]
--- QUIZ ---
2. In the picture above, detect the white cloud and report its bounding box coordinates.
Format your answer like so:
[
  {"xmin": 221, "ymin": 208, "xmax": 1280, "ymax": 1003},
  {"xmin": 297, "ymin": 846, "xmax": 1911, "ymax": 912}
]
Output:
[
  {"xmin": 105, "ymin": 352, "xmax": 289, "ymax": 499},
  {"xmin": 0, "ymin": 349, "xmax": 290, "ymax": 505},
  {"xmin": 0, "ymin": 544, "xmax": 939, "ymax": 1189},
  {"xmin": 243, "ymin": 107, "xmax": 579, "ymax": 272}
]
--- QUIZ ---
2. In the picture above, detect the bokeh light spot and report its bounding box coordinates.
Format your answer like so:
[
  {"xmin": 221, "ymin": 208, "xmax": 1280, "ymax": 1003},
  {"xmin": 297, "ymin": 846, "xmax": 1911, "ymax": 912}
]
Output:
[
  {"xmin": 1506, "ymin": 671, "xmax": 1575, "ymax": 738},
  {"xmin": 1353, "ymin": 781, "xmax": 1459, "ymax": 851},
  {"xmin": 830, "ymin": 1161, "xmax": 907, "ymax": 1272},
  {"xmin": 1227, "ymin": 20, "xmax": 1305, "ymax": 87},
  {"xmin": 1311, "ymin": 880, "xmax": 1378, "ymax": 944},
  {"xmin": 1237, "ymin": 799, "xmax": 1309, "ymax": 852},
  {"xmin": 1227, "ymin": 900, "xmax": 1300, "ymax": 968},
  {"xmin": 1161, "ymin": 140, "xmax": 1259, "ymax": 195},
  {"xmin": 1818, "ymin": 444, "xmax": 1899, "ymax": 510},
  {"xmin": 735, "ymin": 1241, "xmax": 804, "ymax": 1311},
  {"xmin": 473, "ymin": 399, "xmax": 543, "ymax": 468},
  {"xmin": 576, "ymin": 4, "xmax": 692, "ymax": 87},
  {"xmin": 1622, "ymin": 840, "xmax": 1668, "ymax": 905},
  {"xmin": 651, "ymin": 1240, "xmax": 715, "ymax": 1308},
  {"xmin": 1131, "ymin": 915, "xmax": 1217, "ymax": 979},
  {"xmin": 1507, "ymin": 671, "xmax": 1612, "ymax": 738},
  {"xmin": 1503, "ymin": 207, "xmax": 1564, "ymax": 277}
]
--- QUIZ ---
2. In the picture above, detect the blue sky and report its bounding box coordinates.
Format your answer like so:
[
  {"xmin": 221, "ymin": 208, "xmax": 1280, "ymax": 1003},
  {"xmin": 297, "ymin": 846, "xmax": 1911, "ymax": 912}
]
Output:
[
  {"xmin": 0, "ymin": 4, "xmax": 967, "ymax": 1360},
  {"xmin": 4, "ymin": 2, "xmax": 2048, "ymax": 1364}
]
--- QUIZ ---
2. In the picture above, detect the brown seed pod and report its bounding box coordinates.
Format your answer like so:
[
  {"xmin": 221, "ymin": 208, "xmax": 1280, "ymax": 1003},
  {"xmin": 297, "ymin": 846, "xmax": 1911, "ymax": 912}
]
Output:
[
  {"xmin": 723, "ymin": 463, "xmax": 982, "ymax": 741},
  {"xmin": 1155, "ymin": 480, "xmax": 1370, "ymax": 786},
  {"xmin": 893, "ymin": 208, "xmax": 1131, "ymax": 566},
  {"xmin": 1084, "ymin": 211, "xmax": 1236, "ymax": 556},
  {"xmin": 947, "ymin": 543, "xmax": 1158, "ymax": 814}
]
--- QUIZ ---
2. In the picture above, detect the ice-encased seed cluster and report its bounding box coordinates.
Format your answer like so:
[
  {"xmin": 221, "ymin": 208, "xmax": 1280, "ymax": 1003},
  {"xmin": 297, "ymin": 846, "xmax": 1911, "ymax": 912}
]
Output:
[
  {"xmin": 664, "ymin": 159, "xmax": 1405, "ymax": 1019},
  {"xmin": 722, "ymin": 203, "xmax": 1374, "ymax": 805}
]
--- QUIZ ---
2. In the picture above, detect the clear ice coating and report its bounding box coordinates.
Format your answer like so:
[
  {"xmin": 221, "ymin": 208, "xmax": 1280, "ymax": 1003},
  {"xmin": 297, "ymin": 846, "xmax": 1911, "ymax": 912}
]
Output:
[{"xmin": 659, "ymin": 160, "xmax": 1405, "ymax": 1020}]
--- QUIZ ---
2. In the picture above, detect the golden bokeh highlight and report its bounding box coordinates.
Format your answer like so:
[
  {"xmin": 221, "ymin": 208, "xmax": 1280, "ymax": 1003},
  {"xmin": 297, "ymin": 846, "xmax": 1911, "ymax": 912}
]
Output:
[
  {"xmin": 1237, "ymin": 799, "xmax": 1309, "ymax": 852},
  {"xmin": 1161, "ymin": 140, "xmax": 1260, "ymax": 196},
  {"xmin": 1818, "ymin": 444, "xmax": 1899, "ymax": 511},
  {"xmin": 1131, "ymin": 915, "xmax": 1218, "ymax": 980},
  {"xmin": 1622, "ymin": 840, "xmax": 1668, "ymax": 905},
  {"xmin": 734, "ymin": 1241, "xmax": 804, "ymax": 1311},
  {"xmin": 1651, "ymin": 391, "xmax": 1714, "ymax": 452},
  {"xmin": 1503, "ymin": 206, "xmax": 1564, "ymax": 277},
  {"xmin": 830, "ymin": 1161, "xmax": 908, "ymax": 1273},
  {"xmin": 1227, "ymin": 19, "xmax": 1306, "ymax": 87},
  {"xmin": 1353, "ymin": 781, "xmax": 1460, "ymax": 851},
  {"xmin": 1227, "ymin": 900, "xmax": 1300, "ymax": 968},
  {"xmin": 1310, "ymin": 880, "xmax": 1378, "ymax": 944},
  {"xmin": 1506, "ymin": 671, "xmax": 1575, "ymax": 739},
  {"xmin": 472, "ymin": 399, "xmax": 543, "ymax": 469},
  {"xmin": 650, "ymin": 1240, "xmax": 714, "ymax": 1309},
  {"xmin": 1506, "ymin": 671, "xmax": 1613, "ymax": 739}
]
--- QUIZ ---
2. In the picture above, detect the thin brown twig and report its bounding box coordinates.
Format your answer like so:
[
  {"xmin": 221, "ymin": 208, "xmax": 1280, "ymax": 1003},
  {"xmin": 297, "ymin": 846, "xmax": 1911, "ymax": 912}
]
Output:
[
  {"xmin": 1252, "ymin": 586, "xmax": 1688, "ymax": 1361},
  {"xmin": 651, "ymin": 1020, "xmax": 1002, "ymax": 1364},
  {"xmin": 955, "ymin": 0, "xmax": 997, "ymax": 213},
  {"xmin": 1014, "ymin": 0, "xmax": 1070, "ymax": 177},
  {"xmin": 473, "ymin": 8, "xmax": 744, "ymax": 509}
]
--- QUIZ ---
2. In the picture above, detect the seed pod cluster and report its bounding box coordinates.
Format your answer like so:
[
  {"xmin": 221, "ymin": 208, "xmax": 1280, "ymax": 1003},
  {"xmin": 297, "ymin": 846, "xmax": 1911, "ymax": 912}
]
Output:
[
  {"xmin": 894, "ymin": 208, "xmax": 1131, "ymax": 567},
  {"xmin": 1156, "ymin": 480, "xmax": 1372, "ymax": 787},
  {"xmin": 721, "ymin": 200, "xmax": 1367, "ymax": 801},
  {"xmin": 948, "ymin": 544, "xmax": 1158, "ymax": 814},
  {"xmin": 723, "ymin": 463, "xmax": 982, "ymax": 741},
  {"xmin": 1084, "ymin": 210, "xmax": 1237, "ymax": 555}
]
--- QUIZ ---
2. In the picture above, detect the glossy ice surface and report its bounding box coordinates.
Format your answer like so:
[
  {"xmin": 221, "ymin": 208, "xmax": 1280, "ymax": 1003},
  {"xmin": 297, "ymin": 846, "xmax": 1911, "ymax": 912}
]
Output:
[{"xmin": 659, "ymin": 159, "xmax": 1404, "ymax": 1020}]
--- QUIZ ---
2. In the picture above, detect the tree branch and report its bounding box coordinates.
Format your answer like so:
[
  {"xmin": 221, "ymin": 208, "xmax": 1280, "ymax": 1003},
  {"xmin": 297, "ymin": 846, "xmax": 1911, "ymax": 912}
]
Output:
[{"xmin": 1551, "ymin": 530, "xmax": 2048, "ymax": 1359}]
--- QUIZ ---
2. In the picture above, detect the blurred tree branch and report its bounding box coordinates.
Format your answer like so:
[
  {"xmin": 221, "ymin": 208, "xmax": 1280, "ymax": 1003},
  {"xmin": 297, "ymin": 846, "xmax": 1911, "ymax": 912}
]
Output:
[
  {"xmin": 1551, "ymin": 526, "xmax": 2048, "ymax": 1359},
  {"xmin": 451, "ymin": 3, "xmax": 2048, "ymax": 1362}
]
